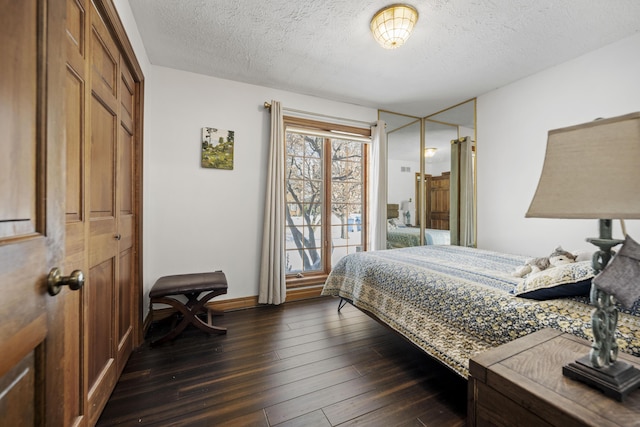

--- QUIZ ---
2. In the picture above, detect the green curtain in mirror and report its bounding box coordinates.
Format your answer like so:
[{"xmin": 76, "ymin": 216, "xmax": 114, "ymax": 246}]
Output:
[{"xmin": 450, "ymin": 137, "xmax": 475, "ymax": 247}]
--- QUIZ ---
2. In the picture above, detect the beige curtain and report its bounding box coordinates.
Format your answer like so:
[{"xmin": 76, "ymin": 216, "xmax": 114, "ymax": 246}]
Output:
[
  {"xmin": 450, "ymin": 137, "xmax": 475, "ymax": 247},
  {"xmin": 258, "ymin": 101, "xmax": 286, "ymax": 304},
  {"xmin": 369, "ymin": 120, "xmax": 388, "ymax": 251}
]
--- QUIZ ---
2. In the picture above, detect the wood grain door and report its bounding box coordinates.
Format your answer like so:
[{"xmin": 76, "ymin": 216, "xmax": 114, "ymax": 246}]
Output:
[
  {"xmin": 47, "ymin": 0, "xmax": 90, "ymax": 424},
  {"xmin": 116, "ymin": 60, "xmax": 136, "ymax": 374},
  {"xmin": 0, "ymin": 0, "xmax": 66, "ymax": 424},
  {"xmin": 85, "ymin": 4, "xmax": 121, "ymax": 423},
  {"xmin": 49, "ymin": 1, "xmax": 142, "ymax": 424},
  {"xmin": 1, "ymin": 1, "xmax": 141, "ymax": 424},
  {"xmin": 429, "ymin": 173, "xmax": 450, "ymax": 230}
]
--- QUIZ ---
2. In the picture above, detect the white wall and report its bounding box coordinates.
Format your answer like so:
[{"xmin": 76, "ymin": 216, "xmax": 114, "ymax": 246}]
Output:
[
  {"xmin": 114, "ymin": 1, "xmax": 151, "ymax": 73},
  {"xmin": 425, "ymin": 158, "xmax": 450, "ymax": 177},
  {"xmin": 477, "ymin": 33, "xmax": 640, "ymax": 257},
  {"xmin": 388, "ymin": 159, "xmax": 419, "ymax": 204}
]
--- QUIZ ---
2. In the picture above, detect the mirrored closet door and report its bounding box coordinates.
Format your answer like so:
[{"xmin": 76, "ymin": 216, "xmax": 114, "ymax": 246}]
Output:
[
  {"xmin": 380, "ymin": 111, "xmax": 422, "ymax": 248},
  {"xmin": 381, "ymin": 99, "xmax": 476, "ymax": 248}
]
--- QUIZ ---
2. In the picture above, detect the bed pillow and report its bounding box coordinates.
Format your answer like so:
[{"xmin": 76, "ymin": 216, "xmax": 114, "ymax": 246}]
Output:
[
  {"xmin": 389, "ymin": 218, "xmax": 406, "ymax": 228},
  {"xmin": 512, "ymin": 261, "xmax": 595, "ymax": 300}
]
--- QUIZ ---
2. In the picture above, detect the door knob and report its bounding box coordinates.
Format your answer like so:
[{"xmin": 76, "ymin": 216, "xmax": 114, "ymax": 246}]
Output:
[{"xmin": 47, "ymin": 268, "xmax": 85, "ymax": 296}]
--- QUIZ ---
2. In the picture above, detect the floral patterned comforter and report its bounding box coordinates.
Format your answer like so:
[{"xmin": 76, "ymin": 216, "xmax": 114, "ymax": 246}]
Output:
[{"xmin": 321, "ymin": 245, "xmax": 640, "ymax": 377}]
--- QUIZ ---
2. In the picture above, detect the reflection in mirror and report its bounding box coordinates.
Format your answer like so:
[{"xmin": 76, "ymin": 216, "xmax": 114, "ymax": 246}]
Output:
[
  {"xmin": 380, "ymin": 98, "xmax": 476, "ymax": 249},
  {"xmin": 420, "ymin": 121, "xmax": 457, "ymax": 245},
  {"xmin": 424, "ymin": 99, "xmax": 476, "ymax": 247},
  {"xmin": 380, "ymin": 111, "xmax": 422, "ymax": 248}
]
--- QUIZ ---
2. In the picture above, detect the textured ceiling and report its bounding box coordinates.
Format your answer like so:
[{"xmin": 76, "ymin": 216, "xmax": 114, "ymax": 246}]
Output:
[{"xmin": 128, "ymin": 0, "xmax": 640, "ymax": 116}]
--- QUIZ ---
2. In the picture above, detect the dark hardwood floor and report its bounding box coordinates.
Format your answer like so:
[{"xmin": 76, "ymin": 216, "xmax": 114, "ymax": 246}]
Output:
[{"xmin": 97, "ymin": 296, "xmax": 467, "ymax": 426}]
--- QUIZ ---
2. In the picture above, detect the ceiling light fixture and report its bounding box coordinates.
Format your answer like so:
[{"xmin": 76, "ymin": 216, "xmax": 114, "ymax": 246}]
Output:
[
  {"xmin": 370, "ymin": 4, "xmax": 419, "ymax": 49},
  {"xmin": 424, "ymin": 147, "xmax": 437, "ymax": 158}
]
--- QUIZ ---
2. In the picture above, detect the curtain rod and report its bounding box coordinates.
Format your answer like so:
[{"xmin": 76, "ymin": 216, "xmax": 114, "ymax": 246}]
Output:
[{"xmin": 263, "ymin": 101, "xmax": 374, "ymax": 127}]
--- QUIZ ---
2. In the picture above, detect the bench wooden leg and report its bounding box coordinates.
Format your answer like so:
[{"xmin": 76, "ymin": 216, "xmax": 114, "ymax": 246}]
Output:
[{"xmin": 150, "ymin": 289, "xmax": 227, "ymax": 346}]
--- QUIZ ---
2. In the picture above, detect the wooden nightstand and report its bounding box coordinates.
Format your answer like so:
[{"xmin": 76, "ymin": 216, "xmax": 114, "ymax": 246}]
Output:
[{"xmin": 468, "ymin": 328, "xmax": 640, "ymax": 426}]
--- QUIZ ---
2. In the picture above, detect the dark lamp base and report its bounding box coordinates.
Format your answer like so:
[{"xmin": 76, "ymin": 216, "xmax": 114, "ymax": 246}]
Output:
[{"xmin": 563, "ymin": 355, "xmax": 640, "ymax": 401}]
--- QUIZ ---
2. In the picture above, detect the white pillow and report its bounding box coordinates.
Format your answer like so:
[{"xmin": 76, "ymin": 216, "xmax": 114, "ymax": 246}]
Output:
[
  {"xmin": 513, "ymin": 261, "xmax": 595, "ymax": 300},
  {"xmin": 390, "ymin": 218, "xmax": 406, "ymax": 228}
]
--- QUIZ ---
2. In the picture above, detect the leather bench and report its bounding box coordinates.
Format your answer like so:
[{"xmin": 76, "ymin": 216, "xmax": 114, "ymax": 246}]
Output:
[{"xmin": 149, "ymin": 271, "xmax": 228, "ymax": 346}]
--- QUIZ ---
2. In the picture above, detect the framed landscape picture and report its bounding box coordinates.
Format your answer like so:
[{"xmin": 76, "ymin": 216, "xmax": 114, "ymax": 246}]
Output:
[{"xmin": 201, "ymin": 127, "xmax": 234, "ymax": 169}]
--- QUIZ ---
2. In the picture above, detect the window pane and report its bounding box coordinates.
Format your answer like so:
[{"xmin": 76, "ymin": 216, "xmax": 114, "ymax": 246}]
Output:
[
  {"xmin": 285, "ymin": 249, "xmax": 322, "ymax": 273},
  {"xmin": 332, "ymin": 160, "xmax": 362, "ymax": 182},
  {"xmin": 286, "ymin": 156, "xmax": 304, "ymax": 180},
  {"xmin": 305, "ymin": 157, "xmax": 322, "ymax": 180},
  {"xmin": 331, "ymin": 220, "xmax": 361, "ymax": 243},
  {"xmin": 348, "ymin": 183, "xmax": 362, "ymax": 203},
  {"xmin": 331, "ymin": 224, "xmax": 347, "ymax": 244},
  {"xmin": 288, "ymin": 205, "xmax": 322, "ymax": 243},
  {"xmin": 304, "ymin": 222, "xmax": 322, "ymax": 248},
  {"xmin": 348, "ymin": 204, "xmax": 362, "ymax": 216},
  {"xmin": 349, "ymin": 210, "xmax": 362, "ymax": 238},
  {"xmin": 287, "ymin": 156, "xmax": 321, "ymax": 181},
  {"xmin": 330, "ymin": 211, "xmax": 345, "ymax": 226},
  {"xmin": 285, "ymin": 226, "xmax": 302, "ymax": 250},
  {"xmin": 286, "ymin": 133, "xmax": 304, "ymax": 156},
  {"xmin": 286, "ymin": 180, "xmax": 304, "ymax": 203},
  {"xmin": 304, "ymin": 136, "xmax": 323, "ymax": 158},
  {"xmin": 331, "ymin": 246, "xmax": 348, "ymax": 268},
  {"xmin": 332, "ymin": 183, "xmax": 362, "ymax": 206},
  {"xmin": 332, "ymin": 140, "xmax": 362, "ymax": 160},
  {"xmin": 349, "ymin": 245, "xmax": 363, "ymax": 255},
  {"xmin": 304, "ymin": 180, "xmax": 322, "ymax": 203},
  {"xmin": 347, "ymin": 223, "xmax": 362, "ymax": 244},
  {"xmin": 303, "ymin": 202, "xmax": 322, "ymax": 221},
  {"xmin": 285, "ymin": 249, "xmax": 302, "ymax": 273}
]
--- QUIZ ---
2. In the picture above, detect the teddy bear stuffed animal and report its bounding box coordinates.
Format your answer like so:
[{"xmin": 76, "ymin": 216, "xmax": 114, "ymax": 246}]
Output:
[{"xmin": 512, "ymin": 246, "xmax": 576, "ymax": 278}]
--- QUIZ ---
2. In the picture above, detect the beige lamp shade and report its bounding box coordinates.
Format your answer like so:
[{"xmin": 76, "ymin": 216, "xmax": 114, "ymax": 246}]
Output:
[
  {"xmin": 526, "ymin": 112, "xmax": 640, "ymax": 219},
  {"xmin": 370, "ymin": 4, "xmax": 418, "ymax": 49}
]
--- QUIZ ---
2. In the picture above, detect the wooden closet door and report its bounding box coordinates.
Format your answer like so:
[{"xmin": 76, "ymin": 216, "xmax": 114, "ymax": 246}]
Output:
[
  {"xmin": 116, "ymin": 61, "xmax": 136, "ymax": 373},
  {"xmin": 86, "ymin": 4, "xmax": 120, "ymax": 424},
  {"xmin": 44, "ymin": 0, "xmax": 89, "ymax": 424},
  {"xmin": 50, "ymin": 1, "xmax": 142, "ymax": 424},
  {"xmin": 1, "ymin": 1, "xmax": 142, "ymax": 424},
  {"xmin": 0, "ymin": 0, "xmax": 65, "ymax": 424}
]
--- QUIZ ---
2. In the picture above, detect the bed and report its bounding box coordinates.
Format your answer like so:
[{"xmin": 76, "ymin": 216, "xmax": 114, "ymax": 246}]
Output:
[
  {"xmin": 321, "ymin": 245, "xmax": 640, "ymax": 378},
  {"xmin": 386, "ymin": 225, "xmax": 450, "ymax": 248}
]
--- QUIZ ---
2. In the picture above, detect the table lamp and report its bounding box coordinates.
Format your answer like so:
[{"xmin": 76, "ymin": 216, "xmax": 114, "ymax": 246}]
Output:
[
  {"xmin": 525, "ymin": 111, "xmax": 640, "ymax": 400},
  {"xmin": 401, "ymin": 199, "xmax": 415, "ymax": 225}
]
